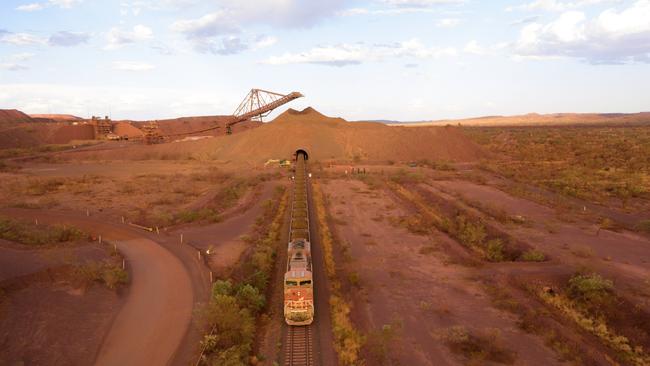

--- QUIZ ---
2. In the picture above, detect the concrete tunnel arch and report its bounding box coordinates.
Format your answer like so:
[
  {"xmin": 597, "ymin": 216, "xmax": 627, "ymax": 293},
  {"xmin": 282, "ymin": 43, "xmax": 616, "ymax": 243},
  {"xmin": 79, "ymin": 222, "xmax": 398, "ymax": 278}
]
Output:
[{"xmin": 295, "ymin": 149, "xmax": 309, "ymax": 161}]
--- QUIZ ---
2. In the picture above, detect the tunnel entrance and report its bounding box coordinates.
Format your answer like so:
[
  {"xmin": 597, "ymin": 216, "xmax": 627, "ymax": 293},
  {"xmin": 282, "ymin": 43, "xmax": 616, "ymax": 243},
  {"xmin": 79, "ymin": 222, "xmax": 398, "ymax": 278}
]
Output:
[{"xmin": 295, "ymin": 149, "xmax": 309, "ymax": 161}]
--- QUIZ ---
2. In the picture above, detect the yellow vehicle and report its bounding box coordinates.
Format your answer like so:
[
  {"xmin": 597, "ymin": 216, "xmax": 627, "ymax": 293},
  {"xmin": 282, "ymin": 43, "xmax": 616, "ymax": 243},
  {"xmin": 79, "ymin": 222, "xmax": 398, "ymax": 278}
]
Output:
[{"xmin": 284, "ymin": 239, "xmax": 314, "ymax": 325}]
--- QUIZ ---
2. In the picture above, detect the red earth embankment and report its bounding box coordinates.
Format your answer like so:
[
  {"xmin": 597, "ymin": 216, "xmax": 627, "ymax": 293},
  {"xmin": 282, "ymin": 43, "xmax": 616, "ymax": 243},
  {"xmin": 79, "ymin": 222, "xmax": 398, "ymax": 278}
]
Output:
[{"xmin": 63, "ymin": 107, "xmax": 485, "ymax": 164}]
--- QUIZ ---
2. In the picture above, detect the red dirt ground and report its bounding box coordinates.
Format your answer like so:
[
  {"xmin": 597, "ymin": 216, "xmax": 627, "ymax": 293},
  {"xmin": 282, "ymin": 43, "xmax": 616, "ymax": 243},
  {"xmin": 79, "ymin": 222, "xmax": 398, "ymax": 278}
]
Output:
[
  {"xmin": 0, "ymin": 283, "xmax": 121, "ymax": 365},
  {"xmin": 427, "ymin": 180, "xmax": 650, "ymax": 311},
  {"xmin": 322, "ymin": 178, "xmax": 560, "ymax": 365},
  {"xmin": 2, "ymin": 209, "xmax": 194, "ymax": 366}
]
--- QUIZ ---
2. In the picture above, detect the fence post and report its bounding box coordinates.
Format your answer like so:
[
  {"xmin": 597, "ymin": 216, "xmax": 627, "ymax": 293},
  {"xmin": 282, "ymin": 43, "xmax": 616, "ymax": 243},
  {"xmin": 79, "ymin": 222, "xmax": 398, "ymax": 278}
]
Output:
[
  {"xmin": 121, "ymin": 216, "xmax": 125, "ymax": 224},
  {"xmin": 122, "ymin": 259, "xmax": 125, "ymax": 270},
  {"xmin": 86, "ymin": 209, "xmax": 90, "ymax": 217},
  {"xmin": 180, "ymin": 233, "xmax": 183, "ymax": 244},
  {"xmin": 210, "ymin": 271, "xmax": 213, "ymax": 283},
  {"xmin": 99, "ymin": 235, "xmax": 102, "ymax": 244},
  {"xmin": 35, "ymin": 218, "xmax": 38, "ymax": 225}
]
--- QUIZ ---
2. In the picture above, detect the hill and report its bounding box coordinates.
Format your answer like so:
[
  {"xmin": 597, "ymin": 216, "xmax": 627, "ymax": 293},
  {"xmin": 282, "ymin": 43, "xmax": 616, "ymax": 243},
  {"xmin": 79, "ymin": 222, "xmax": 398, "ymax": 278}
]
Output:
[
  {"xmin": 29, "ymin": 114, "xmax": 83, "ymax": 122},
  {"xmin": 0, "ymin": 109, "xmax": 34, "ymax": 126},
  {"xmin": 66, "ymin": 107, "xmax": 485, "ymax": 164},
  {"xmin": 390, "ymin": 112, "xmax": 650, "ymax": 127}
]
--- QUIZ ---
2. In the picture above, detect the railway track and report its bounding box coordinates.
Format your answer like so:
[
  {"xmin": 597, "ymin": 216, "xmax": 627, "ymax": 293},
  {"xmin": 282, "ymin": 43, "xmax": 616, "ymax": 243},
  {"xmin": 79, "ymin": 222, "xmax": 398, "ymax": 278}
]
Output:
[
  {"xmin": 284, "ymin": 152, "xmax": 316, "ymax": 366},
  {"xmin": 284, "ymin": 325, "xmax": 314, "ymax": 366}
]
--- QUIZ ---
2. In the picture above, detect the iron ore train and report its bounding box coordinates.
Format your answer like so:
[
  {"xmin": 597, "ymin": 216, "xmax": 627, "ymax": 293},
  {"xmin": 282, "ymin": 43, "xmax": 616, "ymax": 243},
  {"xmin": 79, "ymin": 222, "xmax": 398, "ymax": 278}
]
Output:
[{"xmin": 284, "ymin": 152, "xmax": 315, "ymax": 325}]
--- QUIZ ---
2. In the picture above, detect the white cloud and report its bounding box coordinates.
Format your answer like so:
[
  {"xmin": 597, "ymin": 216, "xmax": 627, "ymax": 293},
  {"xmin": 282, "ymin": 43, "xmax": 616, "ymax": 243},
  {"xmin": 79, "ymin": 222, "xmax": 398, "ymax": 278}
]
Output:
[
  {"xmin": 514, "ymin": 0, "xmax": 650, "ymax": 63},
  {"xmin": 171, "ymin": 11, "xmax": 239, "ymax": 38},
  {"xmin": 171, "ymin": 11, "xmax": 281, "ymax": 55},
  {"xmin": 436, "ymin": 18, "xmax": 461, "ymax": 27},
  {"xmin": 48, "ymin": 31, "xmax": 90, "ymax": 46},
  {"xmin": 0, "ymin": 83, "xmax": 238, "ymax": 120},
  {"xmin": 253, "ymin": 35, "xmax": 278, "ymax": 49},
  {"xmin": 342, "ymin": 0, "xmax": 464, "ymax": 16},
  {"xmin": 170, "ymin": 0, "xmax": 348, "ymax": 46},
  {"xmin": 265, "ymin": 39, "xmax": 457, "ymax": 66},
  {"xmin": 112, "ymin": 61, "xmax": 155, "ymax": 71},
  {"xmin": 464, "ymin": 40, "xmax": 484, "ymax": 54},
  {"xmin": 0, "ymin": 32, "xmax": 46, "ymax": 46},
  {"xmin": 49, "ymin": 0, "xmax": 83, "ymax": 8},
  {"xmin": 0, "ymin": 53, "xmax": 35, "ymax": 71},
  {"xmin": 338, "ymin": 8, "xmax": 370, "ymax": 16},
  {"xmin": 383, "ymin": 0, "xmax": 465, "ymax": 7},
  {"xmin": 217, "ymin": 0, "xmax": 348, "ymax": 28},
  {"xmin": 105, "ymin": 25, "xmax": 153, "ymax": 50},
  {"xmin": 16, "ymin": 3, "xmax": 45, "ymax": 11},
  {"xmin": 507, "ymin": 0, "xmax": 621, "ymax": 12},
  {"xmin": 16, "ymin": 0, "xmax": 83, "ymax": 11},
  {"xmin": 510, "ymin": 15, "xmax": 542, "ymax": 25}
]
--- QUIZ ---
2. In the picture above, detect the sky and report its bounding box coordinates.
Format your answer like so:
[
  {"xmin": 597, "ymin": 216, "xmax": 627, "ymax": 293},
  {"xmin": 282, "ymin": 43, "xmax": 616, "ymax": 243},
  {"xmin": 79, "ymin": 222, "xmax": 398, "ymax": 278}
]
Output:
[{"xmin": 0, "ymin": 0, "xmax": 649, "ymax": 121}]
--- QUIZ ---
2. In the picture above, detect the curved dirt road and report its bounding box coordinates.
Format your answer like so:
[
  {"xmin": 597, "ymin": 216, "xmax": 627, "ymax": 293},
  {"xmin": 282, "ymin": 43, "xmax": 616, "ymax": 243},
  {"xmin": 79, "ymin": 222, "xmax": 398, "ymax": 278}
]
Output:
[{"xmin": 3, "ymin": 209, "xmax": 194, "ymax": 366}]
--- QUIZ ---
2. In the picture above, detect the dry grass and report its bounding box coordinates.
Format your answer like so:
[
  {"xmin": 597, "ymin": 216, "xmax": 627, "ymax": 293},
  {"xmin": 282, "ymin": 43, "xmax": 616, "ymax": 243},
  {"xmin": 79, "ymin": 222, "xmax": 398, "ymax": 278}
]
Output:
[
  {"xmin": 0, "ymin": 216, "xmax": 86, "ymax": 246},
  {"xmin": 466, "ymin": 126, "xmax": 650, "ymax": 205},
  {"xmin": 445, "ymin": 326, "xmax": 515, "ymax": 365},
  {"xmin": 533, "ymin": 273, "xmax": 650, "ymax": 366},
  {"xmin": 313, "ymin": 182, "xmax": 364, "ymax": 365}
]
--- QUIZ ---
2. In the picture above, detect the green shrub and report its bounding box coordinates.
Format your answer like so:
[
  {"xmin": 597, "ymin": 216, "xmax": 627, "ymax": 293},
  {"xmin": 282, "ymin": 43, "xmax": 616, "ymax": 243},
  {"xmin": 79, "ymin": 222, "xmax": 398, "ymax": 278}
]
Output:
[
  {"xmin": 456, "ymin": 215, "xmax": 487, "ymax": 248},
  {"xmin": 200, "ymin": 187, "xmax": 287, "ymax": 364},
  {"xmin": 567, "ymin": 273, "xmax": 614, "ymax": 314},
  {"xmin": 521, "ymin": 249, "xmax": 546, "ymax": 262},
  {"xmin": 102, "ymin": 266, "xmax": 129, "ymax": 289},
  {"xmin": 213, "ymin": 279, "xmax": 234, "ymax": 297},
  {"xmin": 73, "ymin": 262, "xmax": 128, "ymax": 290},
  {"xmin": 204, "ymin": 294, "xmax": 255, "ymax": 363},
  {"xmin": 235, "ymin": 284, "xmax": 265, "ymax": 313},
  {"xmin": 486, "ymin": 239, "xmax": 505, "ymax": 262}
]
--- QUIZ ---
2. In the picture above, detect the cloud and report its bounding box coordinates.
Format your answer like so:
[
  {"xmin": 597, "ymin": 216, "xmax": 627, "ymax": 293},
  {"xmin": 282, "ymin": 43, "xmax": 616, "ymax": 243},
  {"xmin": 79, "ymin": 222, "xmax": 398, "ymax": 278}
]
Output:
[
  {"xmin": 171, "ymin": 11, "xmax": 239, "ymax": 38},
  {"xmin": 383, "ymin": 0, "xmax": 465, "ymax": 7},
  {"xmin": 172, "ymin": 11, "xmax": 280, "ymax": 55},
  {"xmin": 264, "ymin": 39, "xmax": 457, "ymax": 66},
  {"xmin": 507, "ymin": 0, "xmax": 621, "ymax": 12},
  {"xmin": 216, "ymin": 0, "xmax": 348, "ymax": 28},
  {"xmin": 105, "ymin": 25, "xmax": 153, "ymax": 50},
  {"xmin": 341, "ymin": 0, "xmax": 465, "ymax": 16},
  {"xmin": 16, "ymin": 0, "xmax": 83, "ymax": 11},
  {"xmin": 0, "ymin": 53, "xmax": 35, "ymax": 71},
  {"xmin": 510, "ymin": 15, "xmax": 542, "ymax": 25},
  {"xmin": 0, "ymin": 83, "xmax": 239, "ymax": 120},
  {"xmin": 170, "ymin": 0, "xmax": 348, "ymax": 44},
  {"xmin": 514, "ymin": 0, "xmax": 650, "ymax": 63},
  {"xmin": 436, "ymin": 18, "xmax": 461, "ymax": 27},
  {"xmin": 464, "ymin": 40, "xmax": 484, "ymax": 54},
  {"xmin": 16, "ymin": 3, "xmax": 45, "ymax": 11},
  {"xmin": 48, "ymin": 31, "xmax": 90, "ymax": 46},
  {"xmin": 194, "ymin": 36, "xmax": 248, "ymax": 55},
  {"xmin": 112, "ymin": 61, "xmax": 155, "ymax": 71},
  {"xmin": 253, "ymin": 35, "xmax": 278, "ymax": 49},
  {"xmin": 188, "ymin": 34, "xmax": 276, "ymax": 55},
  {"xmin": 0, "ymin": 32, "xmax": 46, "ymax": 46},
  {"xmin": 49, "ymin": 0, "xmax": 83, "ymax": 8}
]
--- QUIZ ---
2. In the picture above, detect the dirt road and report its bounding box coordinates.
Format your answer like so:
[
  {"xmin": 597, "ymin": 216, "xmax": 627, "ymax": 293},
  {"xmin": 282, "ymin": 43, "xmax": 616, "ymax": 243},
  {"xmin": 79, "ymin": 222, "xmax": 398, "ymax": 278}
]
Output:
[{"xmin": 2, "ymin": 209, "xmax": 194, "ymax": 366}]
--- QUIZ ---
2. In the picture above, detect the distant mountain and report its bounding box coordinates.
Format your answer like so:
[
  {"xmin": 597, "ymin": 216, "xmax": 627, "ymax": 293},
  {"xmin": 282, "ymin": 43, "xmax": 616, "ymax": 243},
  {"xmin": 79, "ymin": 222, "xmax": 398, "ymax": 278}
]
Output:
[{"xmin": 383, "ymin": 112, "xmax": 650, "ymax": 127}]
